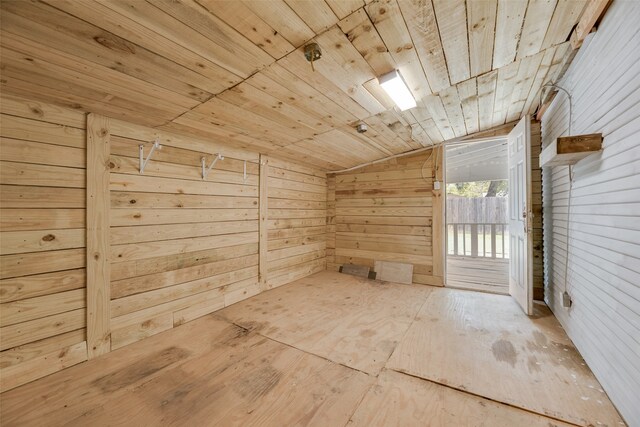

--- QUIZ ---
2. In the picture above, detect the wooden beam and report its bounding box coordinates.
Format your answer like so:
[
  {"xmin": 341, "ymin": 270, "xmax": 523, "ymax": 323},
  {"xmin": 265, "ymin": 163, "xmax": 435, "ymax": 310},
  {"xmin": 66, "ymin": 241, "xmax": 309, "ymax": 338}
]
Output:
[
  {"xmin": 572, "ymin": 0, "xmax": 613, "ymax": 49},
  {"xmin": 539, "ymin": 133, "xmax": 603, "ymax": 168},
  {"xmin": 86, "ymin": 113, "xmax": 111, "ymax": 357},
  {"xmin": 259, "ymin": 154, "xmax": 269, "ymax": 290},
  {"xmin": 535, "ymin": 91, "xmax": 557, "ymax": 122},
  {"xmin": 541, "ymin": 0, "xmax": 612, "ymax": 108},
  {"xmin": 431, "ymin": 145, "xmax": 444, "ymax": 285}
]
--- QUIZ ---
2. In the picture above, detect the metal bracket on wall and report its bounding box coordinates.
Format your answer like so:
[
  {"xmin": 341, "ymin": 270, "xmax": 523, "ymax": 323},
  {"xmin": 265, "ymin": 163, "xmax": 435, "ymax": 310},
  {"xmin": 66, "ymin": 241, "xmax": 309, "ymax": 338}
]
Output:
[
  {"xmin": 243, "ymin": 160, "xmax": 247, "ymax": 183},
  {"xmin": 139, "ymin": 138, "xmax": 162, "ymax": 174},
  {"xmin": 202, "ymin": 153, "xmax": 224, "ymax": 180}
]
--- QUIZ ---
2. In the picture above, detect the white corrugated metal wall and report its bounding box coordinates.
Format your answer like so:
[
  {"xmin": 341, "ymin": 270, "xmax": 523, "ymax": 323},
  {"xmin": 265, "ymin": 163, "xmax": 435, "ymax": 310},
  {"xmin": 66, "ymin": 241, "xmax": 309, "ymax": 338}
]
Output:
[{"xmin": 541, "ymin": 1, "xmax": 639, "ymax": 424}]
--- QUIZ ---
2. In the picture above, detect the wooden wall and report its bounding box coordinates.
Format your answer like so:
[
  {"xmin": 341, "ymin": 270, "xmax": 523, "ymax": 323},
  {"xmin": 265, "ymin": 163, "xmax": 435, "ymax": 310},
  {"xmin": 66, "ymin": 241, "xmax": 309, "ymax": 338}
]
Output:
[
  {"xmin": 107, "ymin": 120, "xmax": 261, "ymax": 350},
  {"xmin": 0, "ymin": 95, "xmax": 88, "ymax": 391},
  {"xmin": 267, "ymin": 158, "xmax": 326, "ymax": 289},
  {"xmin": 531, "ymin": 120, "xmax": 544, "ymax": 300},
  {"xmin": 0, "ymin": 95, "xmax": 327, "ymax": 391},
  {"xmin": 327, "ymin": 150, "xmax": 444, "ymax": 286},
  {"xmin": 541, "ymin": 1, "xmax": 639, "ymax": 424}
]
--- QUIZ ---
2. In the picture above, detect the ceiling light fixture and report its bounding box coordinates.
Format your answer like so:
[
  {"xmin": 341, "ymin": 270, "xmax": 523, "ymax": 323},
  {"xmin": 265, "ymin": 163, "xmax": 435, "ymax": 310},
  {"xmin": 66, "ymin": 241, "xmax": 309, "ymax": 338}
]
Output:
[{"xmin": 378, "ymin": 70, "xmax": 416, "ymax": 111}]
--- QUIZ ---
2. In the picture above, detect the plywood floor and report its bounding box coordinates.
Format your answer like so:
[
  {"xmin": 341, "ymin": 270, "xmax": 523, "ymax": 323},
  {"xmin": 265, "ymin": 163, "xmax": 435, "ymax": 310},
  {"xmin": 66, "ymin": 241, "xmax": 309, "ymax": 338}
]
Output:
[{"xmin": 0, "ymin": 271, "xmax": 625, "ymax": 427}]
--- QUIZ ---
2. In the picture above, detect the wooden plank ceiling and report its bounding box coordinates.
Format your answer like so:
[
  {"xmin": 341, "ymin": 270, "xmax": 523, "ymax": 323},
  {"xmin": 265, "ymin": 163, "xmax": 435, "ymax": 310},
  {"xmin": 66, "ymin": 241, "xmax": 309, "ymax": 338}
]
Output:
[{"xmin": 0, "ymin": 0, "xmax": 586, "ymax": 170}]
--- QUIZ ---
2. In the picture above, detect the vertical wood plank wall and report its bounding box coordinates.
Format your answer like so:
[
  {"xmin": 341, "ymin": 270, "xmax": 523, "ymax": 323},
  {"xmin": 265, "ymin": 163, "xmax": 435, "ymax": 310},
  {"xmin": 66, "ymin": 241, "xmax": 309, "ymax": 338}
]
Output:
[
  {"xmin": 0, "ymin": 96, "xmax": 88, "ymax": 391},
  {"xmin": 541, "ymin": 1, "xmax": 639, "ymax": 423},
  {"xmin": 0, "ymin": 95, "xmax": 327, "ymax": 390},
  {"xmin": 327, "ymin": 151, "xmax": 443, "ymax": 286},
  {"xmin": 266, "ymin": 158, "xmax": 327, "ymax": 289},
  {"xmin": 530, "ymin": 121, "xmax": 544, "ymax": 300}
]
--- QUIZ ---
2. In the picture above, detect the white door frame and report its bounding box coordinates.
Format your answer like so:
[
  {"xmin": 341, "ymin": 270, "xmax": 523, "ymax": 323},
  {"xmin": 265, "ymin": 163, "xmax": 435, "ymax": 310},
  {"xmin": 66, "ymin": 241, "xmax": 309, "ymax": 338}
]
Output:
[{"xmin": 507, "ymin": 117, "xmax": 534, "ymax": 315}]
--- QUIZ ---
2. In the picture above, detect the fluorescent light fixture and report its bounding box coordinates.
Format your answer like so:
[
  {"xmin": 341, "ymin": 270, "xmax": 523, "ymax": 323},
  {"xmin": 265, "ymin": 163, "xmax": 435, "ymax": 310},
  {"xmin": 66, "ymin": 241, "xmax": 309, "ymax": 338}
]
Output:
[{"xmin": 378, "ymin": 70, "xmax": 417, "ymax": 111}]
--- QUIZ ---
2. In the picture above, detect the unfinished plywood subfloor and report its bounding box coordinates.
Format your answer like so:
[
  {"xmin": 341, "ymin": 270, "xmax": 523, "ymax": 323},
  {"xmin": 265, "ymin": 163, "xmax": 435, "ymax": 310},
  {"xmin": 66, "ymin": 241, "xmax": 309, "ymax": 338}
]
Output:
[
  {"xmin": 350, "ymin": 369, "xmax": 573, "ymax": 427},
  {"xmin": 1, "ymin": 271, "xmax": 624, "ymax": 426},
  {"xmin": 217, "ymin": 270, "xmax": 432, "ymax": 375},
  {"xmin": 387, "ymin": 288, "xmax": 624, "ymax": 426},
  {"xmin": 0, "ymin": 315, "xmax": 371, "ymax": 426}
]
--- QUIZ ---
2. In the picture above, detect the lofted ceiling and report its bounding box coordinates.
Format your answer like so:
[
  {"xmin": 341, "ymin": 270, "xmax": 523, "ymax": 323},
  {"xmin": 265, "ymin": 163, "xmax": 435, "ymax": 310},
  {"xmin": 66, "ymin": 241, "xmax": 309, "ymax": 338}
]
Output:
[{"xmin": 0, "ymin": 0, "xmax": 586, "ymax": 170}]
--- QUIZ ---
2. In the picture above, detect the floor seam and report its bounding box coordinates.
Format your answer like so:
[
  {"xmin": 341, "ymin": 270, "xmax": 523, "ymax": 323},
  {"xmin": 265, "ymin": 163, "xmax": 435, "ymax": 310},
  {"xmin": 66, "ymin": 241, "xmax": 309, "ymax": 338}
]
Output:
[
  {"xmin": 216, "ymin": 315, "xmax": 374, "ymax": 377},
  {"xmin": 381, "ymin": 289, "xmax": 434, "ymax": 369},
  {"xmin": 386, "ymin": 368, "xmax": 583, "ymax": 427},
  {"xmin": 219, "ymin": 314, "xmax": 382, "ymax": 427}
]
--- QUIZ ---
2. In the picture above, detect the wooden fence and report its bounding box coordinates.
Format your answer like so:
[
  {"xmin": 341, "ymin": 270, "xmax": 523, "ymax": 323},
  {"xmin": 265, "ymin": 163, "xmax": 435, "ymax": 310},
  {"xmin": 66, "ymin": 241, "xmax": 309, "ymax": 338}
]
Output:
[{"xmin": 447, "ymin": 197, "xmax": 509, "ymax": 258}]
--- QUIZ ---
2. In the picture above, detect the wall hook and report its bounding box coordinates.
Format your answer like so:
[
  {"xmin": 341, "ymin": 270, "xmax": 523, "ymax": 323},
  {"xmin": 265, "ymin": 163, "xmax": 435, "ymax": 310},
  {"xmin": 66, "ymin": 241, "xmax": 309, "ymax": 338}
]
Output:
[
  {"xmin": 139, "ymin": 138, "xmax": 162, "ymax": 174},
  {"xmin": 202, "ymin": 153, "xmax": 224, "ymax": 180}
]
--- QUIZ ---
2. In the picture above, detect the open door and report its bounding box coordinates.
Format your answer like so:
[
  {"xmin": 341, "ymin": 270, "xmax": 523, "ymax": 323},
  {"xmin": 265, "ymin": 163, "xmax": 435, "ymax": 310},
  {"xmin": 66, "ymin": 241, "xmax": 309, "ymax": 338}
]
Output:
[{"xmin": 507, "ymin": 117, "xmax": 533, "ymax": 315}]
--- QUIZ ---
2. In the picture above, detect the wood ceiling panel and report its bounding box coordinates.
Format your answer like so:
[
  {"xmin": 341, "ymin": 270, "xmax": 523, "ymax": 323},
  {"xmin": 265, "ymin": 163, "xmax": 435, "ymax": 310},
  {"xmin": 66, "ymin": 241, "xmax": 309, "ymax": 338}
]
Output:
[
  {"xmin": 493, "ymin": 0, "xmax": 528, "ymax": 69},
  {"xmin": 522, "ymin": 45, "xmax": 558, "ymax": 115},
  {"xmin": 439, "ymin": 85, "xmax": 467, "ymax": 137},
  {"xmin": 541, "ymin": 0, "xmax": 587, "ymax": 49},
  {"xmin": 406, "ymin": 108, "xmax": 442, "ymax": 144},
  {"xmin": 241, "ymin": 0, "xmax": 316, "ymax": 46},
  {"xmin": 315, "ymin": 129, "xmax": 388, "ymax": 164},
  {"xmin": 312, "ymin": 27, "xmax": 385, "ymax": 115},
  {"xmin": 40, "ymin": 0, "xmax": 242, "ymax": 86},
  {"xmin": 506, "ymin": 51, "xmax": 545, "ymax": 122},
  {"xmin": 0, "ymin": 71, "xmax": 165, "ymax": 128},
  {"xmin": 216, "ymin": 83, "xmax": 333, "ymax": 136},
  {"xmin": 367, "ymin": 0, "xmax": 433, "ymax": 101},
  {"xmin": 195, "ymin": 0, "xmax": 295, "ymax": 59},
  {"xmin": 457, "ymin": 78, "xmax": 479, "ymax": 135},
  {"xmin": 0, "ymin": 0, "xmax": 593, "ymax": 170},
  {"xmin": 432, "ymin": 0, "xmax": 470, "ymax": 84},
  {"xmin": 364, "ymin": 114, "xmax": 415, "ymax": 153},
  {"xmin": 1, "ymin": 35, "xmax": 197, "ymax": 114},
  {"xmin": 423, "ymin": 96, "xmax": 455, "ymax": 141},
  {"xmin": 250, "ymin": 66, "xmax": 357, "ymax": 128},
  {"xmin": 185, "ymin": 98, "xmax": 306, "ymax": 145},
  {"xmin": 338, "ymin": 9, "xmax": 396, "ymax": 76},
  {"xmin": 397, "ymin": 0, "xmax": 449, "ymax": 93},
  {"xmin": 284, "ymin": 0, "xmax": 339, "ymax": 33},
  {"xmin": 0, "ymin": 1, "xmax": 217, "ymax": 101},
  {"xmin": 326, "ymin": 0, "xmax": 365, "ymax": 19},
  {"xmin": 147, "ymin": 0, "xmax": 273, "ymax": 75},
  {"xmin": 284, "ymin": 139, "xmax": 356, "ymax": 169},
  {"xmin": 477, "ymin": 70, "xmax": 499, "ymax": 131},
  {"xmin": 362, "ymin": 79, "xmax": 396, "ymax": 110},
  {"xmin": 243, "ymin": 75, "xmax": 337, "ymax": 133},
  {"xmin": 158, "ymin": 120, "xmax": 278, "ymax": 154},
  {"xmin": 421, "ymin": 118, "xmax": 445, "ymax": 144},
  {"xmin": 277, "ymin": 47, "xmax": 373, "ymax": 120},
  {"xmin": 517, "ymin": 0, "xmax": 557, "ymax": 59},
  {"xmin": 467, "ymin": 0, "xmax": 497, "ymax": 77},
  {"xmin": 492, "ymin": 60, "xmax": 520, "ymax": 127}
]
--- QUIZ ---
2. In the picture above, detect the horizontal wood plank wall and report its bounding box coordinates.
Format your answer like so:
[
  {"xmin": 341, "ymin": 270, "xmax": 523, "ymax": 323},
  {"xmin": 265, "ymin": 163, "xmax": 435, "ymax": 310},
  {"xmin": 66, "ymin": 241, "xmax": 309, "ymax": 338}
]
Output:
[
  {"xmin": 266, "ymin": 158, "xmax": 327, "ymax": 289},
  {"xmin": 330, "ymin": 151, "xmax": 441, "ymax": 286},
  {"xmin": 541, "ymin": 2, "xmax": 639, "ymax": 424},
  {"xmin": 108, "ymin": 124, "xmax": 261, "ymax": 350},
  {"xmin": 0, "ymin": 95, "xmax": 88, "ymax": 391}
]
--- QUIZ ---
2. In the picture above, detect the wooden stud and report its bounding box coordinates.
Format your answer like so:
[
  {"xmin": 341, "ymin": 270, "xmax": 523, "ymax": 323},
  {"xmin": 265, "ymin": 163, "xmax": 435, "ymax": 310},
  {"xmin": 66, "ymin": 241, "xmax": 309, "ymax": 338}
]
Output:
[
  {"xmin": 573, "ymin": 0, "xmax": 613, "ymax": 48},
  {"xmin": 86, "ymin": 113, "xmax": 111, "ymax": 357},
  {"xmin": 432, "ymin": 146, "xmax": 444, "ymax": 283},
  {"xmin": 259, "ymin": 154, "xmax": 269, "ymax": 290}
]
